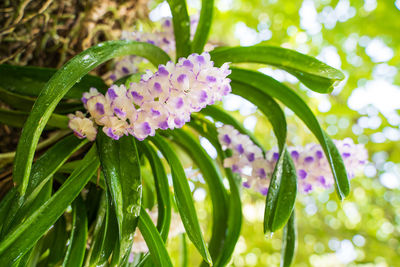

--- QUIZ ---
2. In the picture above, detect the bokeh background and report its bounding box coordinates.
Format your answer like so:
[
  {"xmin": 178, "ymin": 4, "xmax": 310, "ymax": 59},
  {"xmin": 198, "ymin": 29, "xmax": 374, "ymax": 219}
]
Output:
[
  {"xmin": 1, "ymin": 0, "xmax": 399, "ymax": 266},
  {"xmin": 147, "ymin": 0, "xmax": 400, "ymax": 266}
]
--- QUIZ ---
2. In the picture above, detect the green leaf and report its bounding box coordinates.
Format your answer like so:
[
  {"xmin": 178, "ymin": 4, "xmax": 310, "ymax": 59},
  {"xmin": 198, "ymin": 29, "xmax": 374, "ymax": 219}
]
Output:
[
  {"xmin": 230, "ymin": 68, "xmax": 350, "ymax": 199},
  {"xmin": 167, "ymin": 0, "xmax": 191, "ymax": 58},
  {"xmin": 188, "ymin": 115, "xmax": 224, "ymax": 157},
  {"xmin": 1, "ymin": 178, "xmax": 52, "ymax": 240},
  {"xmin": 84, "ymin": 192, "xmax": 106, "ymax": 265},
  {"xmin": 138, "ymin": 207, "xmax": 173, "ymax": 267},
  {"xmin": 281, "ymin": 211, "xmax": 297, "ymax": 267},
  {"xmin": 0, "ymin": 64, "xmax": 107, "ymax": 99},
  {"xmin": 150, "ymin": 134, "xmax": 212, "ymax": 265},
  {"xmin": 0, "ymin": 108, "xmax": 69, "ymax": 129},
  {"xmin": 85, "ymin": 191, "xmax": 118, "ymax": 267},
  {"xmin": 179, "ymin": 234, "xmax": 189, "ymax": 267},
  {"xmin": 139, "ymin": 141, "xmax": 171, "ymax": 240},
  {"xmin": 187, "ymin": 117, "xmax": 242, "ymax": 267},
  {"xmin": 20, "ymin": 236, "xmax": 45, "ymax": 267},
  {"xmin": 230, "ymin": 82, "xmax": 286, "ymax": 149},
  {"xmin": 96, "ymin": 133, "xmax": 142, "ymax": 265},
  {"xmin": 0, "ymin": 188, "xmax": 16, "ymax": 233},
  {"xmin": 57, "ymin": 160, "xmax": 106, "ymax": 189},
  {"xmin": 216, "ymin": 166, "xmax": 242, "ymax": 267},
  {"xmin": 210, "ymin": 46, "xmax": 345, "ymax": 93},
  {"xmin": 264, "ymin": 150, "xmax": 297, "ymax": 232},
  {"xmin": 62, "ymin": 195, "xmax": 88, "ymax": 267},
  {"xmin": 141, "ymin": 169, "xmax": 156, "ymax": 210},
  {"xmin": 0, "ymin": 87, "xmax": 38, "ymax": 112},
  {"xmin": 0, "ymin": 87, "xmax": 80, "ymax": 114},
  {"xmin": 135, "ymin": 142, "xmax": 172, "ymax": 267},
  {"xmin": 13, "ymin": 40, "xmax": 170, "ymax": 195},
  {"xmin": 1, "ymin": 135, "xmax": 86, "ymax": 237},
  {"xmin": 231, "ymin": 81, "xmax": 297, "ymax": 232},
  {"xmin": 192, "ymin": 0, "xmax": 214, "ymax": 53},
  {"xmin": 12, "ymin": 179, "xmax": 52, "ymax": 266},
  {"xmin": 166, "ymin": 128, "xmax": 229, "ymax": 263},
  {"xmin": 46, "ymin": 216, "xmax": 68, "ymax": 267},
  {"xmin": 0, "ymin": 146, "xmax": 99, "ymax": 265},
  {"xmin": 83, "ymin": 183, "xmax": 103, "ymax": 225}
]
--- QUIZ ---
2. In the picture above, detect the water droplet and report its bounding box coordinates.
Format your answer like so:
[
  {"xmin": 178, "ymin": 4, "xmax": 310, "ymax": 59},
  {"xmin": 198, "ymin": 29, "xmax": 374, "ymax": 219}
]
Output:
[
  {"xmin": 265, "ymin": 231, "xmax": 274, "ymax": 239},
  {"xmin": 127, "ymin": 205, "xmax": 140, "ymax": 216}
]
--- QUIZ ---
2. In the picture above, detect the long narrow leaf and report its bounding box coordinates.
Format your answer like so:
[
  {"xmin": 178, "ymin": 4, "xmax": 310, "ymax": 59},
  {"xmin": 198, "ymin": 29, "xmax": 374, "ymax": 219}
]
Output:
[
  {"xmin": 46, "ymin": 216, "xmax": 68, "ymax": 267},
  {"xmin": 139, "ymin": 141, "xmax": 171, "ymax": 240},
  {"xmin": 0, "ymin": 64, "xmax": 107, "ymax": 98},
  {"xmin": 96, "ymin": 133, "xmax": 142, "ymax": 265},
  {"xmin": 57, "ymin": 161, "xmax": 106, "ymax": 189},
  {"xmin": 13, "ymin": 40, "xmax": 170, "ymax": 195},
  {"xmin": 150, "ymin": 134, "xmax": 212, "ymax": 264},
  {"xmin": 168, "ymin": 129, "xmax": 228, "ymax": 262},
  {"xmin": 264, "ymin": 149, "xmax": 297, "ymax": 232},
  {"xmin": 166, "ymin": 128, "xmax": 229, "ymax": 263},
  {"xmin": 0, "ymin": 188, "xmax": 16, "ymax": 233},
  {"xmin": 216, "ymin": 165, "xmax": 242, "ymax": 267},
  {"xmin": 167, "ymin": 0, "xmax": 191, "ymax": 58},
  {"xmin": 210, "ymin": 46, "xmax": 345, "ymax": 93},
  {"xmin": 191, "ymin": 0, "xmax": 214, "ymax": 53},
  {"xmin": 0, "ymin": 87, "xmax": 39, "ymax": 112},
  {"xmin": 231, "ymin": 82, "xmax": 297, "ymax": 232},
  {"xmin": 20, "ymin": 236, "xmax": 45, "ymax": 267},
  {"xmin": 84, "ymin": 192, "xmax": 106, "ymax": 266},
  {"xmin": 4, "ymin": 183, "xmax": 49, "ymax": 267},
  {"xmin": 281, "ymin": 211, "xmax": 297, "ymax": 267},
  {"xmin": 187, "ymin": 118, "xmax": 242, "ymax": 266},
  {"xmin": 138, "ymin": 207, "xmax": 173, "ymax": 267},
  {"xmin": 230, "ymin": 68, "xmax": 349, "ymax": 199},
  {"xmin": 134, "ymin": 142, "xmax": 172, "ymax": 267},
  {"xmin": 1, "ymin": 178, "xmax": 52, "ymax": 240},
  {"xmin": 62, "ymin": 195, "xmax": 88, "ymax": 267},
  {"xmin": 0, "ymin": 108, "xmax": 69, "ymax": 129},
  {"xmin": 85, "ymin": 191, "xmax": 118, "ymax": 267},
  {"xmin": 0, "ymin": 146, "xmax": 99, "ymax": 265},
  {"xmin": 83, "ymin": 183, "xmax": 103, "ymax": 225},
  {"xmin": 141, "ymin": 169, "xmax": 156, "ymax": 210},
  {"xmin": 1, "ymin": 135, "xmax": 87, "ymax": 237},
  {"xmin": 0, "ymin": 87, "xmax": 80, "ymax": 113},
  {"xmin": 180, "ymin": 234, "xmax": 188, "ymax": 267}
]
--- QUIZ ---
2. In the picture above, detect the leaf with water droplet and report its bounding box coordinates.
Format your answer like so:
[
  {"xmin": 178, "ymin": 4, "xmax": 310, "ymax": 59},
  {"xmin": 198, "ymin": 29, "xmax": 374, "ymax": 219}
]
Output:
[
  {"xmin": 12, "ymin": 40, "xmax": 170, "ymax": 196},
  {"xmin": 210, "ymin": 46, "xmax": 345, "ymax": 93},
  {"xmin": 230, "ymin": 81, "xmax": 297, "ymax": 233},
  {"xmin": 96, "ymin": 133, "xmax": 142, "ymax": 265}
]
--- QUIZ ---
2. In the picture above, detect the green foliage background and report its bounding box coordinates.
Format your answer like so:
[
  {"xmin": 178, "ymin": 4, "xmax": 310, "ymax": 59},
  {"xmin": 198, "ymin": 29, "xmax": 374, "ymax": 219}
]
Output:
[{"xmin": 159, "ymin": 0, "xmax": 400, "ymax": 266}]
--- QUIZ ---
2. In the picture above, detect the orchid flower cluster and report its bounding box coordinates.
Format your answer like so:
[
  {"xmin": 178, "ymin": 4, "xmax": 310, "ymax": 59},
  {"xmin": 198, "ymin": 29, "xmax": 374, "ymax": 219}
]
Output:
[
  {"xmin": 68, "ymin": 52, "xmax": 231, "ymax": 141},
  {"xmin": 111, "ymin": 17, "xmax": 198, "ymax": 81},
  {"xmin": 287, "ymin": 139, "xmax": 368, "ymax": 193},
  {"xmin": 218, "ymin": 125, "xmax": 272, "ymax": 195},
  {"xmin": 217, "ymin": 125, "xmax": 368, "ymax": 194}
]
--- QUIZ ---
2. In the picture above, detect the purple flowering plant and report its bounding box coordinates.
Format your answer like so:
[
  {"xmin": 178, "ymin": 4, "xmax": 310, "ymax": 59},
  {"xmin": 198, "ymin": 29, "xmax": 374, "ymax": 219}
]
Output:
[{"xmin": 0, "ymin": 1, "xmax": 364, "ymax": 266}]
